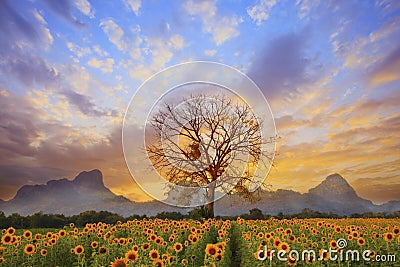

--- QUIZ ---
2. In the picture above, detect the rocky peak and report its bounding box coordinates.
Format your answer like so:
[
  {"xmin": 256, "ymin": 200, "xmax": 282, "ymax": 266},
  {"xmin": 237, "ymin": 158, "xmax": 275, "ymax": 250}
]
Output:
[
  {"xmin": 73, "ymin": 169, "xmax": 105, "ymax": 189},
  {"xmin": 308, "ymin": 173, "xmax": 357, "ymax": 199}
]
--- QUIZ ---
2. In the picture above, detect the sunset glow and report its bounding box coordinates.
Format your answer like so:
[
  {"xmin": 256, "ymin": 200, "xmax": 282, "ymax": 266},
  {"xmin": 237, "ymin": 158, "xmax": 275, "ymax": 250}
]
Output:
[{"xmin": 0, "ymin": 0, "xmax": 399, "ymax": 204}]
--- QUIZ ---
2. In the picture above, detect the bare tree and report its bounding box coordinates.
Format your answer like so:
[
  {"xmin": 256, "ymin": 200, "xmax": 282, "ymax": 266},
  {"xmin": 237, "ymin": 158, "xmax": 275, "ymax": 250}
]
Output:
[{"xmin": 146, "ymin": 94, "xmax": 274, "ymax": 217}]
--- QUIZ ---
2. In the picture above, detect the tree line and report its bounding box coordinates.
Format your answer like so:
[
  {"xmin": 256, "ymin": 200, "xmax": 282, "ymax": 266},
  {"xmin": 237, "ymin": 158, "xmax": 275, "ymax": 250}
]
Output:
[{"xmin": 0, "ymin": 208, "xmax": 399, "ymax": 229}]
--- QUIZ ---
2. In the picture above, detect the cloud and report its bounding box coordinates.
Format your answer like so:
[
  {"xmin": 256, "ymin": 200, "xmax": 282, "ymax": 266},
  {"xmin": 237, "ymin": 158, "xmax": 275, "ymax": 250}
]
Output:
[
  {"xmin": 370, "ymin": 47, "xmax": 400, "ymax": 84},
  {"xmin": 204, "ymin": 49, "xmax": 217, "ymax": 57},
  {"xmin": 0, "ymin": 1, "xmax": 51, "ymax": 49},
  {"xmin": 247, "ymin": 32, "xmax": 310, "ymax": 101},
  {"xmin": 32, "ymin": 9, "xmax": 54, "ymax": 47},
  {"xmin": 331, "ymin": 15, "xmax": 400, "ymax": 80},
  {"xmin": 60, "ymin": 89, "xmax": 109, "ymax": 116},
  {"xmin": 92, "ymin": 45, "xmax": 109, "ymax": 57},
  {"xmin": 169, "ymin": 34, "xmax": 185, "ymax": 50},
  {"xmin": 0, "ymin": 48, "xmax": 60, "ymax": 87},
  {"xmin": 87, "ymin": 57, "xmax": 115, "ymax": 73},
  {"xmin": 247, "ymin": 0, "xmax": 277, "ymax": 25},
  {"xmin": 74, "ymin": 0, "xmax": 95, "ymax": 18},
  {"xmin": 183, "ymin": 0, "xmax": 242, "ymax": 45},
  {"xmin": 0, "ymin": 2, "xmax": 58, "ymax": 90},
  {"xmin": 0, "ymin": 90, "xmax": 137, "ymax": 200},
  {"xmin": 0, "ymin": 1, "xmax": 36, "ymax": 40},
  {"xmin": 0, "ymin": 91, "xmax": 41, "ymax": 162},
  {"xmin": 123, "ymin": 0, "xmax": 141, "ymax": 16},
  {"xmin": 100, "ymin": 19, "xmax": 126, "ymax": 50},
  {"xmin": 295, "ymin": 0, "xmax": 320, "ymax": 19},
  {"xmin": 125, "ymin": 33, "xmax": 187, "ymax": 81},
  {"xmin": 66, "ymin": 42, "xmax": 92, "ymax": 58},
  {"xmin": 265, "ymin": 88, "xmax": 400, "ymax": 203},
  {"xmin": 41, "ymin": 0, "xmax": 86, "ymax": 27},
  {"xmin": 275, "ymin": 115, "xmax": 310, "ymax": 130},
  {"xmin": 351, "ymin": 175, "xmax": 400, "ymax": 204},
  {"xmin": 99, "ymin": 18, "xmax": 143, "ymax": 60}
]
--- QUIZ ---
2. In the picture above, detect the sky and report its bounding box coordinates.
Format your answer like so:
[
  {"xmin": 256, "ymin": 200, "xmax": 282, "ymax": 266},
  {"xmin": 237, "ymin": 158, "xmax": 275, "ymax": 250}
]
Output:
[{"xmin": 0, "ymin": 0, "xmax": 399, "ymax": 205}]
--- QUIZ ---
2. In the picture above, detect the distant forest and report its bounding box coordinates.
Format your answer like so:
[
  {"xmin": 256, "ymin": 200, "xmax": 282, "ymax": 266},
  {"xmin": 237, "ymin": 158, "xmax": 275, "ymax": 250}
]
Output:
[{"xmin": 1, "ymin": 208, "xmax": 399, "ymax": 229}]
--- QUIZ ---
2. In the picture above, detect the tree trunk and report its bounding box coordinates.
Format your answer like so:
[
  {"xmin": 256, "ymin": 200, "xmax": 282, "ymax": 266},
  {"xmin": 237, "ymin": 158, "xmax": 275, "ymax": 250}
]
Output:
[{"xmin": 205, "ymin": 184, "xmax": 215, "ymax": 218}]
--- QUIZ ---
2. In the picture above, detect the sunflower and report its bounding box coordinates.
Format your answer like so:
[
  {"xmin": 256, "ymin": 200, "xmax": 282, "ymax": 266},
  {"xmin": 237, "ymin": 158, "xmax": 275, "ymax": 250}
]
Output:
[
  {"xmin": 394, "ymin": 227, "xmax": 399, "ymax": 235},
  {"xmin": 216, "ymin": 242, "xmax": 226, "ymax": 251},
  {"xmin": 23, "ymin": 230, "xmax": 32, "ymax": 239},
  {"xmin": 132, "ymin": 245, "xmax": 139, "ymax": 252},
  {"xmin": 357, "ymin": 237, "xmax": 365, "ymax": 246},
  {"xmin": 305, "ymin": 254, "xmax": 315, "ymax": 264},
  {"xmin": 273, "ymin": 238, "xmax": 281, "ymax": 248},
  {"xmin": 0, "ymin": 257, "xmax": 4, "ymax": 263},
  {"xmin": 24, "ymin": 244, "xmax": 35, "ymax": 256},
  {"xmin": 165, "ymin": 255, "xmax": 174, "ymax": 264},
  {"xmin": 6, "ymin": 227, "xmax": 15, "ymax": 235},
  {"xmin": 74, "ymin": 245, "xmax": 84, "ymax": 255},
  {"xmin": 149, "ymin": 249, "xmax": 160, "ymax": 260},
  {"xmin": 384, "ymin": 233, "xmax": 394, "ymax": 242},
  {"xmin": 205, "ymin": 244, "xmax": 217, "ymax": 256},
  {"xmin": 368, "ymin": 250, "xmax": 376, "ymax": 258},
  {"xmin": 125, "ymin": 250, "xmax": 138, "ymax": 262},
  {"xmin": 287, "ymin": 255, "xmax": 297, "ymax": 266},
  {"xmin": 278, "ymin": 242, "xmax": 290, "ymax": 253},
  {"xmin": 1, "ymin": 234, "xmax": 12, "ymax": 245},
  {"xmin": 285, "ymin": 228, "xmax": 293, "ymax": 235},
  {"xmin": 191, "ymin": 235, "xmax": 199, "ymax": 244},
  {"xmin": 58, "ymin": 230, "xmax": 66, "ymax": 237},
  {"xmin": 40, "ymin": 249, "xmax": 47, "ymax": 256},
  {"xmin": 181, "ymin": 258, "xmax": 188, "ymax": 265},
  {"xmin": 153, "ymin": 259, "xmax": 165, "ymax": 267},
  {"xmin": 98, "ymin": 247, "xmax": 108, "ymax": 254},
  {"xmin": 319, "ymin": 249, "xmax": 329, "ymax": 261},
  {"xmin": 173, "ymin": 242, "xmax": 183, "ymax": 253},
  {"xmin": 142, "ymin": 243, "xmax": 150, "ymax": 250},
  {"xmin": 329, "ymin": 240, "xmax": 337, "ymax": 249},
  {"xmin": 149, "ymin": 234, "xmax": 157, "ymax": 241},
  {"xmin": 110, "ymin": 257, "xmax": 127, "ymax": 267},
  {"xmin": 88, "ymin": 241, "xmax": 98, "ymax": 248}
]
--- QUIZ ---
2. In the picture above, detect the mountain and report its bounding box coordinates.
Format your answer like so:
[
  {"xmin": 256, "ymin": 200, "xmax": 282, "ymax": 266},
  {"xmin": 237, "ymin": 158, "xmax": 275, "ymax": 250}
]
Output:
[
  {"xmin": 0, "ymin": 170, "xmax": 187, "ymax": 216},
  {"xmin": 305, "ymin": 173, "xmax": 375, "ymax": 214},
  {"xmin": 215, "ymin": 173, "xmax": 396, "ymax": 216},
  {"xmin": 0, "ymin": 170, "xmax": 399, "ymax": 217},
  {"xmin": 308, "ymin": 173, "xmax": 358, "ymax": 199}
]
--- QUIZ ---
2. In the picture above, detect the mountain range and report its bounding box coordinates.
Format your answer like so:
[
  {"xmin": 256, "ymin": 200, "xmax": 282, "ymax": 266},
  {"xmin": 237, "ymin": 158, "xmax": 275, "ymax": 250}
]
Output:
[{"xmin": 0, "ymin": 170, "xmax": 399, "ymax": 217}]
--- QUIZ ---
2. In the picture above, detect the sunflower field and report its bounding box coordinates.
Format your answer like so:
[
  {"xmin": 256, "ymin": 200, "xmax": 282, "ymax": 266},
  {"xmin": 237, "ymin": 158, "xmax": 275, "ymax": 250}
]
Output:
[{"xmin": 0, "ymin": 218, "xmax": 398, "ymax": 266}]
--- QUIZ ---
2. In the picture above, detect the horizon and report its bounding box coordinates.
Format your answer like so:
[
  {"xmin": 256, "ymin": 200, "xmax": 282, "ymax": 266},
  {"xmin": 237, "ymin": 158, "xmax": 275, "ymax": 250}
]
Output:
[
  {"xmin": 0, "ymin": 0, "xmax": 399, "ymax": 205},
  {"xmin": 1, "ymin": 169, "xmax": 396, "ymax": 206}
]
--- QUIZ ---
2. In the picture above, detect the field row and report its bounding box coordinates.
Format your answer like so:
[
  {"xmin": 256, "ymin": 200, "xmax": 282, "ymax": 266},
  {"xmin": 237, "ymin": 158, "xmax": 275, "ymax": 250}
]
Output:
[{"xmin": 0, "ymin": 218, "xmax": 399, "ymax": 266}]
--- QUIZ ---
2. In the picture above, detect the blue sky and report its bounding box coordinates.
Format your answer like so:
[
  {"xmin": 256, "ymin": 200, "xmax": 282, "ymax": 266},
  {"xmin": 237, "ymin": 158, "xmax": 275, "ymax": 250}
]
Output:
[{"xmin": 0, "ymin": 0, "xmax": 399, "ymax": 204}]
